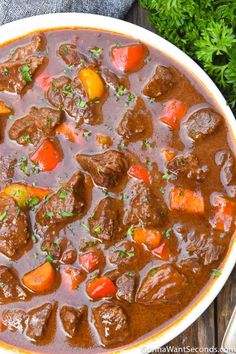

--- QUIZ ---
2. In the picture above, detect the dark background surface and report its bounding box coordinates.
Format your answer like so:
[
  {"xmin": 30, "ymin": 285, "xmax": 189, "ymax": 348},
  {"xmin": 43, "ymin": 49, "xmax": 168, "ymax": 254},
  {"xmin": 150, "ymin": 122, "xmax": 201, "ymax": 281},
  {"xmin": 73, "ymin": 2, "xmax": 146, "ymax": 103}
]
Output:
[{"xmin": 125, "ymin": 1, "xmax": 236, "ymax": 350}]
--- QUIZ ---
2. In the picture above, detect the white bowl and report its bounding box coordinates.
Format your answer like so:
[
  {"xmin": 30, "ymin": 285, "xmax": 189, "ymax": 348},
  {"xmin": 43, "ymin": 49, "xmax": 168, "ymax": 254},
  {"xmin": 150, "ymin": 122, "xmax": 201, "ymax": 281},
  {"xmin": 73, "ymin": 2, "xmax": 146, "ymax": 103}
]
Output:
[{"xmin": 0, "ymin": 12, "xmax": 235, "ymax": 354}]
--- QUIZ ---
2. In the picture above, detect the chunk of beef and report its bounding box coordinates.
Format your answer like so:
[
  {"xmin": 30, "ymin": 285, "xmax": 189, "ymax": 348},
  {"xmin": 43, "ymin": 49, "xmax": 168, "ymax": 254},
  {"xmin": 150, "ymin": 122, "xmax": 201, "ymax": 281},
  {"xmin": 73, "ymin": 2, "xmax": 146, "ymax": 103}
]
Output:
[
  {"xmin": 58, "ymin": 43, "xmax": 89, "ymax": 66},
  {"xmin": 93, "ymin": 303, "xmax": 129, "ymax": 346},
  {"xmin": 124, "ymin": 182, "xmax": 163, "ymax": 227},
  {"xmin": 88, "ymin": 197, "xmax": 123, "ymax": 241},
  {"xmin": 101, "ymin": 68, "xmax": 129, "ymax": 91},
  {"xmin": 116, "ymin": 271, "xmax": 136, "ymax": 303},
  {"xmin": 136, "ymin": 265, "xmax": 187, "ymax": 305},
  {"xmin": 26, "ymin": 302, "xmax": 53, "ymax": 340},
  {"xmin": 0, "ymin": 156, "xmax": 16, "ymax": 189},
  {"xmin": 186, "ymin": 108, "xmax": 221, "ymax": 141},
  {"xmin": 0, "ymin": 266, "xmax": 27, "ymax": 304},
  {"xmin": 60, "ymin": 305, "xmax": 84, "ymax": 337},
  {"xmin": 186, "ymin": 232, "xmax": 225, "ymax": 265},
  {"xmin": 109, "ymin": 242, "xmax": 141, "ymax": 269},
  {"xmin": 0, "ymin": 195, "xmax": 29, "ymax": 258},
  {"xmin": 143, "ymin": 65, "xmax": 175, "ymax": 98},
  {"xmin": 117, "ymin": 97, "xmax": 153, "ymax": 142},
  {"xmin": 77, "ymin": 150, "xmax": 128, "ymax": 189},
  {"xmin": 10, "ymin": 33, "xmax": 46, "ymax": 61},
  {"xmin": 9, "ymin": 107, "xmax": 62, "ymax": 146},
  {"xmin": 2, "ymin": 309, "xmax": 28, "ymax": 333},
  {"xmin": 167, "ymin": 154, "xmax": 199, "ymax": 177},
  {"xmin": 176, "ymin": 258, "xmax": 202, "ymax": 277},
  {"xmin": 47, "ymin": 76, "xmax": 102, "ymax": 125},
  {"xmin": 36, "ymin": 172, "xmax": 85, "ymax": 233},
  {"xmin": 0, "ymin": 56, "xmax": 45, "ymax": 93}
]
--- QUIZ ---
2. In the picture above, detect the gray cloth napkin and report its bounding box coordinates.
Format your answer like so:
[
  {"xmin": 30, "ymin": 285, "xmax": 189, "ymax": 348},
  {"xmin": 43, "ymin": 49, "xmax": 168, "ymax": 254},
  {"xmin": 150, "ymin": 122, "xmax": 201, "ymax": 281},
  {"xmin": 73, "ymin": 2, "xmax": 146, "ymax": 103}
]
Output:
[{"xmin": 0, "ymin": 0, "xmax": 135, "ymax": 25}]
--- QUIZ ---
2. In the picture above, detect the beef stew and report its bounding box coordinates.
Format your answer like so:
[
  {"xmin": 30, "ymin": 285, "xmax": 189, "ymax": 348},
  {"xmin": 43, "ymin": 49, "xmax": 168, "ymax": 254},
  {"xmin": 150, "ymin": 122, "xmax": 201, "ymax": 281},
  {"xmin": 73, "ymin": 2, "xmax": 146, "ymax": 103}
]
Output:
[{"xmin": 0, "ymin": 28, "xmax": 235, "ymax": 353}]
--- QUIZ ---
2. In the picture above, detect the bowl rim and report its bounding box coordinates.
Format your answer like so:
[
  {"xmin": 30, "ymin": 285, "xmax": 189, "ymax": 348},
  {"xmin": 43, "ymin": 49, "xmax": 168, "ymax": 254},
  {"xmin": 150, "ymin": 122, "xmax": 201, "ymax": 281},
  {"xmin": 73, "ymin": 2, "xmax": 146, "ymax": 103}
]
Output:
[{"xmin": 0, "ymin": 12, "xmax": 236, "ymax": 354}]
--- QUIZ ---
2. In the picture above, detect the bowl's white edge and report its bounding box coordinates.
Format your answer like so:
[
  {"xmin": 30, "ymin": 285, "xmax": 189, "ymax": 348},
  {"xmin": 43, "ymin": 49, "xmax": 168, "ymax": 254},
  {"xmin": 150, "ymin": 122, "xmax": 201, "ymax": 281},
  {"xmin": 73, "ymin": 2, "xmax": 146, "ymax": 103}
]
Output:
[{"xmin": 0, "ymin": 12, "xmax": 236, "ymax": 354}]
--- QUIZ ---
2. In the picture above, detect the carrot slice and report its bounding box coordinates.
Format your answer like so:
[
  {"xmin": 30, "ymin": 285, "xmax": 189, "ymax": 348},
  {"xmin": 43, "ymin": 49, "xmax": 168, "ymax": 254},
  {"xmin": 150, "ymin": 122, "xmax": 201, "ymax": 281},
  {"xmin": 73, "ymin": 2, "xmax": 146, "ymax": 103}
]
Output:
[
  {"xmin": 170, "ymin": 186, "xmax": 204, "ymax": 214},
  {"xmin": 96, "ymin": 134, "xmax": 113, "ymax": 147},
  {"xmin": 57, "ymin": 122, "xmax": 84, "ymax": 144},
  {"xmin": 111, "ymin": 43, "xmax": 148, "ymax": 73},
  {"xmin": 128, "ymin": 165, "xmax": 150, "ymax": 184},
  {"xmin": 2, "ymin": 183, "xmax": 52, "ymax": 209},
  {"xmin": 78, "ymin": 68, "xmax": 105, "ymax": 101},
  {"xmin": 86, "ymin": 276, "xmax": 117, "ymax": 299},
  {"xmin": 133, "ymin": 227, "xmax": 162, "ymax": 250},
  {"xmin": 23, "ymin": 262, "xmax": 55, "ymax": 292},
  {"xmin": 0, "ymin": 100, "xmax": 11, "ymax": 115},
  {"xmin": 161, "ymin": 99, "xmax": 187, "ymax": 129},
  {"xmin": 31, "ymin": 139, "xmax": 63, "ymax": 172},
  {"xmin": 161, "ymin": 148, "xmax": 176, "ymax": 161}
]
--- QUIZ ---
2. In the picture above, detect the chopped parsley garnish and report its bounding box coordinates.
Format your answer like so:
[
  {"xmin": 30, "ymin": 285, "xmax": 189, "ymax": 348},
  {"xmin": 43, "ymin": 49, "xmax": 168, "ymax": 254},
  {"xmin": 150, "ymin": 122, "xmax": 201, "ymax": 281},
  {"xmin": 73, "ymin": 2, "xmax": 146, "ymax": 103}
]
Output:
[
  {"xmin": 165, "ymin": 229, "xmax": 172, "ymax": 239},
  {"xmin": 2, "ymin": 68, "xmax": 9, "ymax": 75},
  {"xmin": 59, "ymin": 211, "xmax": 74, "ymax": 217},
  {"xmin": 127, "ymin": 225, "xmax": 135, "ymax": 237},
  {"xmin": 125, "ymin": 93, "xmax": 136, "ymax": 106},
  {"xmin": 61, "ymin": 45, "xmax": 68, "ymax": 54},
  {"xmin": 121, "ymin": 193, "xmax": 129, "ymax": 201},
  {"xmin": 162, "ymin": 170, "xmax": 172, "ymax": 181},
  {"xmin": 118, "ymin": 250, "xmax": 135, "ymax": 258},
  {"xmin": 62, "ymin": 84, "xmax": 73, "ymax": 97},
  {"xmin": 83, "ymin": 130, "xmax": 91, "ymax": 138},
  {"xmin": 76, "ymin": 97, "xmax": 87, "ymax": 108},
  {"xmin": 85, "ymin": 240, "xmax": 98, "ymax": 247},
  {"xmin": 45, "ymin": 252, "xmax": 54, "ymax": 263},
  {"xmin": 149, "ymin": 97, "xmax": 157, "ymax": 103},
  {"xmin": 44, "ymin": 211, "xmax": 54, "ymax": 218},
  {"xmin": 20, "ymin": 65, "xmax": 32, "ymax": 83},
  {"xmin": 17, "ymin": 156, "xmax": 30, "ymax": 176},
  {"xmin": 64, "ymin": 65, "xmax": 73, "ymax": 73},
  {"xmin": 91, "ymin": 97, "xmax": 100, "ymax": 105},
  {"xmin": 59, "ymin": 190, "xmax": 68, "ymax": 199},
  {"xmin": 89, "ymin": 47, "xmax": 103, "ymax": 58},
  {"xmin": 150, "ymin": 268, "xmax": 158, "ymax": 277},
  {"xmin": 146, "ymin": 160, "xmax": 152, "ymax": 170},
  {"xmin": 22, "ymin": 134, "xmax": 32, "ymax": 143},
  {"xmin": 93, "ymin": 225, "xmax": 102, "ymax": 234},
  {"xmin": 9, "ymin": 114, "xmax": 15, "ymax": 121},
  {"xmin": 24, "ymin": 197, "xmax": 40, "ymax": 209},
  {"xmin": 159, "ymin": 187, "xmax": 166, "ymax": 195},
  {"xmin": 211, "ymin": 268, "xmax": 221, "ymax": 278},
  {"xmin": 143, "ymin": 140, "xmax": 151, "ymax": 149},
  {"xmin": 31, "ymin": 234, "xmax": 37, "ymax": 243},
  {"xmin": 115, "ymin": 85, "xmax": 127, "ymax": 100},
  {"xmin": 0, "ymin": 211, "xmax": 7, "ymax": 222}
]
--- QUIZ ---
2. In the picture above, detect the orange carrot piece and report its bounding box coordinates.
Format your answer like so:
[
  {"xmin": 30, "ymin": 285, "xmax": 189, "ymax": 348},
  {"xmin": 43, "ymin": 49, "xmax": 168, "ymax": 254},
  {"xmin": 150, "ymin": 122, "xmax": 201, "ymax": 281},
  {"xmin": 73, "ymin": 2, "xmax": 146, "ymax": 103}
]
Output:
[
  {"xmin": 86, "ymin": 276, "xmax": 117, "ymax": 299},
  {"xmin": 170, "ymin": 187, "xmax": 204, "ymax": 214},
  {"xmin": 31, "ymin": 139, "xmax": 63, "ymax": 172},
  {"xmin": 161, "ymin": 148, "xmax": 176, "ymax": 161},
  {"xmin": 133, "ymin": 227, "xmax": 162, "ymax": 250},
  {"xmin": 152, "ymin": 243, "xmax": 170, "ymax": 261},
  {"xmin": 96, "ymin": 134, "xmax": 113, "ymax": 147},
  {"xmin": 128, "ymin": 165, "xmax": 150, "ymax": 184},
  {"xmin": 23, "ymin": 262, "xmax": 55, "ymax": 292},
  {"xmin": 161, "ymin": 99, "xmax": 187, "ymax": 129},
  {"xmin": 0, "ymin": 100, "xmax": 11, "ymax": 115}
]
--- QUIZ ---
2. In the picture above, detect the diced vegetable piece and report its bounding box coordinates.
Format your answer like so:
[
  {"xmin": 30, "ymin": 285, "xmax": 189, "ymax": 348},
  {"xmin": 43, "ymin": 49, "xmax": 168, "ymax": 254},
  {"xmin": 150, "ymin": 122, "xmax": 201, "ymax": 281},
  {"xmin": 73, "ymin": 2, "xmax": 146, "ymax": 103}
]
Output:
[
  {"xmin": 62, "ymin": 267, "xmax": 85, "ymax": 290},
  {"xmin": 78, "ymin": 68, "xmax": 105, "ymax": 100},
  {"xmin": 86, "ymin": 276, "xmax": 117, "ymax": 299},
  {"xmin": 22, "ymin": 262, "xmax": 55, "ymax": 292},
  {"xmin": 170, "ymin": 187, "xmax": 204, "ymax": 214},
  {"xmin": 57, "ymin": 122, "xmax": 84, "ymax": 144},
  {"xmin": 128, "ymin": 165, "xmax": 150, "ymax": 184},
  {"xmin": 161, "ymin": 148, "xmax": 176, "ymax": 161},
  {"xmin": 152, "ymin": 243, "xmax": 170, "ymax": 261},
  {"xmin": 31, "ymin": 139, "xmax": 63, "ymax": 172},
  {"xmin": 79, "ymin": 252, "xmax": 100, "ymax": 272},
  {"xmin": 211, "ymin": 196, "xmax": 235, "ymax": 232},
  {"xmin": 2, "ymin": 183, "xmax": 52, "ymax": 208},
  {"xmin": 96, "ymin": 134, "xmax": 113, "ymax": 147},
  {"xmin": 161, "ymin": 99, "xmax": 187, "ymax": 129},
  {"xmin": 111, "ymin": 43, "xmax": 148, "ymax": 73},
  {"xmin": 133, "ymin": 227, "xmax": 161, "ymax": 250},
  {"xmin": 36, "ymin": 74, "xmax": 51, "ymax": 91},
  {"xmin": 0, "ymin": 100, "xmax": 11, "ymax": 115}
]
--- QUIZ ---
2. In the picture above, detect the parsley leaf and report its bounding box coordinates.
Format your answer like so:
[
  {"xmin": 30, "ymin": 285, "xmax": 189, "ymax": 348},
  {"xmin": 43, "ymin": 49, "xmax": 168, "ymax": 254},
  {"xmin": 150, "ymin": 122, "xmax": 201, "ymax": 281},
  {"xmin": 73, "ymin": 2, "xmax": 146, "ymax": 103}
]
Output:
[
  {"xmin": 20, "ymin": 65, "xmax": 32, "ymax": 82},
  {"xmin": 0, "ymin": 211, "xmax": 7, "ymax": 222}
]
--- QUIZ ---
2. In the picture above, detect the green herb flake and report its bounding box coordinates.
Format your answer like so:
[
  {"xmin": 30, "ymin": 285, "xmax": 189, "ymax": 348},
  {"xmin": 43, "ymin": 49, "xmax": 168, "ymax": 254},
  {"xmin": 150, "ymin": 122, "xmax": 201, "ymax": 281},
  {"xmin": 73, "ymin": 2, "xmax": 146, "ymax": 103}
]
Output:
[
  {"xmin": 150, "ymin": 268, "xmax": 158, "ymax": 277},
  {"xmin": 115, "ymin": 85, "xmax": 127, "ymax": 100},
  {"xmin": 24, "ymin": 197, "xmax": 40, "ymax": 209},
  {"xmin": 31, "ymin": 234, "xmax": 37, "ymax": 243},
  {"xmin": 89, "ymin": 47, "xmax": 103, "ymax": 58},
  {"xmin": 125, "ymin": 93, "xmax": 136, "ymax": 106},
  {"xmin": 165, "ymin": 230, "xmax": 172, "ymax": 239},
  {"xmin": 76, "ymin": 97, "xmax": 87, "ymax": 108},
  {"xmin": 59, "ymin": 211, "xmax": 74, "ymax": 217},
  {"xmin": 80, "ymin": 222, "xmax": 90, "ymax": 232},
  {"xmin": 162, "ymin": 170, "xmax": 172, "ymax": 181},
  {"xmin": 62, "ymin": 84, "xmax": 73, "ymax": 97},
  {"xmin": 2, "ymin": 68, "xmax": 9, "ymax": 76},
  {"xmin": 45, "ymin": 252, "xmax": 54, "ymax": 263},
  {"xmin": 0, "ymin": 211, "xmax": 7, "ymax": 222},
  {"xmin": 9, "ymin": 114, "xmax": 15, "ymax": 121},
  {"xmin": 20, "ymin": 65, "xmax": 32, "ymax": 83},
  {"xmin": 83, "ymin": 130, "xmax": 91, "ymax": 138},
  {"xmin": 211, "ymin": 268, "xmax": 221, "ymax": 278},
  {"xmin": 59, "ymin": 190, "xmax": 68, "ymax": 199},
  {"xmin": 143, "ymin": 140, "xmax": 151, "ymax": 149},
  {"xmin": 93, "ymin": 225, "xmax": 102, "ymax": 234},
  {"xmin": 118, "ymin": 250, "xmax": 135, "ymax": 258},
  {"xmin": 44, "ymin": 211, "xmax": 54, "ymax": 218},
  {"xmin": 127, "ymin": 225, "xmax": 135, "ymax": 237},
  {"xmin": 22, "ymin": 134, "xmax": 31, "ymax": 143},
  {"xmin": 160, "ymin": 187, "xmax": 166, "ymax": 195}
]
